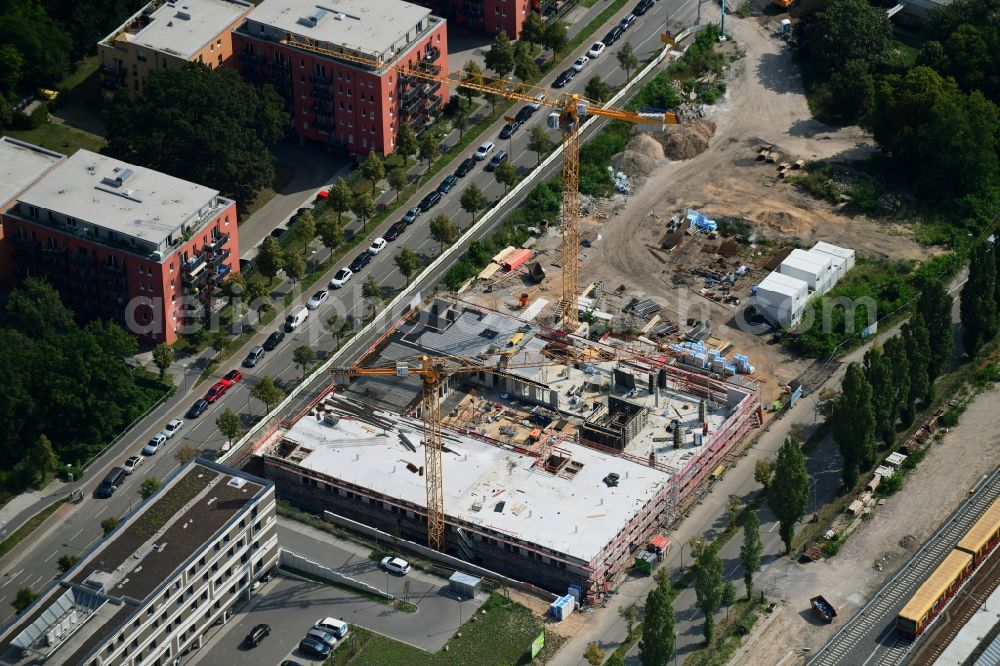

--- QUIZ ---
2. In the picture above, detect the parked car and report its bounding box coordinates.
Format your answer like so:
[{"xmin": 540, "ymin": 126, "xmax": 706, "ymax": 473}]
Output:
[
  {"xmin": 587, "ymin": 41, "xmax": 607, "ymax": 59},
  {"xmin": 473, "ymin": 140, "xmax": 495, "ymax": 160},
  {"xmin": 384, "ymin": 220, "xmax": 407, "ymax": 241},
  {"xmin": 329, "ymin": 267, "xmax": 353, "ymax": 288},
  {"xmin": 455, "ymin": 157, "xmax": 477, "ymax": 177},
  {"xmin": 306, "ymin": 628, "xmax": 338, "ymax": 649},
  {"xmin": 143, "ymin": 433, "xmax": 167, "ymax": 455},
  {"xmin": 123, "ymin": 456, "xmax": 143, "ymax": 475},
  {"xmin": 499, "ymin": 120, "xmax": 522, "ymax": 139},
  {"xmin": 262, "ymin": 330, "xmax": 285, "ymax": 351},
  {"xmin": 527, "ymin": 93, "xmax": 546, "ymax": 111},
  {"xmin": 380, "ymin": 556, "xmax": 411, "ymax": 575},
  {"xmin": 222, "ymin": 369, "xmax": 243, "ymax": 385},
  {"xmin": 306, "ymin": 290, "xmax": 329, "ymax": 310},
  {"xmin": 244, "ymin": 624, "xmax": 270, "ymax": 648},
  {"xmin": 515, "ymin": 105, "xmax": 535, "ymax": 124},
  {"xmin": 438, "ymin": 175, "xmax": 459, "ymax": 194},
  {"xmin": 603, "ymin": 26, "xmax": 624, "ymax": 46},
  {"xmin": 349, "ymin": 250, "xmax": 372, "ymax": 273},
  {"xmin": 285, "ymin": 304, "xmax": 309, "ymax": 332},
  {"xmin": 368, "ymin": 237, "xmax": 387, "ymax": 255},
  {"xmin": 243, "ymin": 346, "xmax": 265, "ymax": 368},
  {"xmin": 204, "ymin": 381, "xmax": 230, "ymax": 403},
  {"xmin": 162, "ymin": 418, "xmax": 184, "ymax": 438},
  {"xmin": 633, "ymin": 0, "xmax": 654, "ymax": 14},
  {"xmin": 402, "ymin": 207, "xmax": 421, "ymax": 224},
  {"xmin": 572, "ymin": 55, "xmax": 590, "ymax": 72},
  {"xmin": 96, "ymin": 467, "xmax": 126, "ymax": 498},
  {"xmin": 485, "ymin": 150, "xmax": 509, "ymax": 172},
  {"xmin": 419, "ymin": 190, "xmax": 442, "ymax": 212},
  {"xmin": 315, "ymin": 617, "xmax": 349, "ymax": 639},
  {"xmin": 553, "ymin": 69, "xmax": 576, "ymax": 88},
  {"xmin": 298, "ymin": 637, "xmax": 331, "ymax": 659},
  {"xmin": 619, "ymin": 13, "xmax": 636, "ymax": 30},
  {"xmin": 269, "ymin": 227, "xmax": 286, "ymax": 239},
  {"xmin": 187, "ymin": 399, "xmax": 209, "ymax": 419}
]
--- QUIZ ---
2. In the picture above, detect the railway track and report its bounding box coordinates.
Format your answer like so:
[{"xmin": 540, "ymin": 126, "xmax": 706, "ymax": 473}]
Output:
[{"xmin": 808, "ymin": 465, "xmax": 1000, "ymax": 666}]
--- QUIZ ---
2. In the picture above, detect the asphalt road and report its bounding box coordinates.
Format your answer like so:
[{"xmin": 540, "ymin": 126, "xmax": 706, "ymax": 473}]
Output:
[{"xmin": 0, "ymin": 0, "xmax": 698, "ymax": 627}]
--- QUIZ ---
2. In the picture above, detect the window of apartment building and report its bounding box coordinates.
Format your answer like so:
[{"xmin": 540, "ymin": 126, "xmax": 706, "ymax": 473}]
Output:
[
  {"xmin": 496, "ymin": 22, "xmax": 503, "ymax": 30},
  {"xmin": 501, "ymin": 8, "xmax": 507, "ymax": 15},
  {"xmin": 362, "ymin": 138, "xmax": 368, "ymax": 149},
  {"xmin": 217, "ymin": 54, "xmax": 222, "ymax": 65},
  {"xmin": 303, "ymin": 120, "xmax": 309, "ymax": 129},
  {"xmin": 210, "ymin": 42, "xmax": 215, "ymax": 52},
  {"xmin": 301, "ymin": 90, "xmax": 307, "ymax": 99},
  {"xmin": 137, "ymin": 50, "xmax": 146, "ymax": 62},
  {"xmin": 369, "ymin": 94, "xmax": 374, "ymax": 103},
  {"xmin": 217, "ymin": 39, "xmax": 222, "ymax": 47},
  {"xmin": 300, "ymin": 59, "xmax": 305, "ymax": 68}
]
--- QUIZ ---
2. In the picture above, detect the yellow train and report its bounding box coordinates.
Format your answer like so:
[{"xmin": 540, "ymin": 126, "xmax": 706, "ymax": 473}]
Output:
[{"xmin": 897, "ymin": 496, "xmax": 1000, "ymax": 636}]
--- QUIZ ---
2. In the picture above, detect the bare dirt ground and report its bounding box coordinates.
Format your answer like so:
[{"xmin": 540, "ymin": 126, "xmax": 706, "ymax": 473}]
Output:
[{"xmin": 733, "ymin": 384, "xmax": 1000, "ymax": 666}]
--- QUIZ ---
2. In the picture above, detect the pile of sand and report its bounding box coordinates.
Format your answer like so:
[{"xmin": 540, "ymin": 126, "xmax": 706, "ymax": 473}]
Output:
[
  {"xmin": 610, "ymin": 150, "xmax": 657, "ymax": 179},
  {"xmin": 627, "ymin": 133, "xmax": 666, "ymax": 160},
  {"xmin": 653, "ymin": 119, "xmax": 717, "ymax": 160}
]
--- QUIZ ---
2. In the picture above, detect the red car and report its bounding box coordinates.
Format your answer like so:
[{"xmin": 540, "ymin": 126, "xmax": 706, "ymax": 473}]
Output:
[
  {"xmin": 221, "ymin": 369, "xmax": 243, "ymax": 386},
  {"xmin": 204, "ymin": 381, "xmax": 230, "ymax": 403}
]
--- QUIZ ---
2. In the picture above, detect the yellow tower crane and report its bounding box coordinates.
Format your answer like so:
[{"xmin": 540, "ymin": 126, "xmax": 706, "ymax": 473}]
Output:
[{"xmin": 278, "ymin": 35, "xmax": 679, "ymax": 328}]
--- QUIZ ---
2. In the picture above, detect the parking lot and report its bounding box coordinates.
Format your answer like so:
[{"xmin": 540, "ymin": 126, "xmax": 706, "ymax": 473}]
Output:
[{"xmin": 185, "ymin": 521, "xmax": 486, "ymax": 665}]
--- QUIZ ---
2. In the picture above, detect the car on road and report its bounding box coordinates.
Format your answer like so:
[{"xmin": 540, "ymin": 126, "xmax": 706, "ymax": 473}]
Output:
[
  {"xmin": 315, "ymin": 617, "xmax": 349, "ymax": 639},
  {"xmin": 123, "ymin": 455, "xmax": 142, "ymax": 475},
  {"xmin": 306, "ymin": 290, "xmax": 329, "ymax": 310},
  {"xmin": 587, "ymin": 41, "xmax": 607, "ymax": 59},
  {"xmin": 380, "ymin": 556, "xmax": 411, "ymax": 575},
  {"xmin": 285, "ymin": 304, "xmax": 309, "ymax": 332},
  {"xmin": 281, "ymin": 662, "xmax": 304, "ymax": 666},
  {"xmin": 499, "ymin": 120, "xmax": 522, "ymax": 139},
  {"xmin": 571, "ymin": 55, "xmax": 590, "ymax": 72},
  {"xmin": 288, "ymin": 207, "xmax": 310, "ymax": 225},
  {"xmin": 368, "ymin": 237, "xmax": 388, "ymax": 255},
  {"xmin": 527, "ymin": 93, "xmax": 546, "ymax": 111},
  {"xmin": 473, "ymin": 140, "xmax": 495, "ymax": 160},
  {"xmin": 186, "ymin": 399, "xmax": 209, "ymax": 419},
  {"xmin": 402, "ymin": 206, "xmax": 421, "ymax": 224},
  {"xmin": 514, "ymin": 105, "xmax": 535, "ymax": 123},
  {"xmin": 244, "ymin": 624, "xmax": 270, "ymax": 648},
  {"xmin": 306, "ymin": 627, "xmax": 338, "ymax": 649},
  {"xmin": 419, "ymin": 190, "xmax": 442, "ymax": 212},
  {"xmin": 298, "ymin": 637, "xmax": 331, "ymax": 659},
  {"xmin": 162, "ymin": 418, "xmax": 184, "ymax": 438},
  {"xmin": 269, "ymin": 227, "xmax": 285, "ymax": 239},
  {"xmin": 384, "ymin": 220, "xmax": 407, "ymax": 241},
  {"xmin": 262, "ymin": 330, "xmax": 285, "ymax": 351},
  {"xmin": 143, "ymin": 433, "xmax": 167, "ymax": 455},
  {"xmin": 485, "ymin": 150, "xmax": 509, "ymax": 172},
  {"xmin": 455, "ymin": 157, "xmax": 477, "ymax": 177},
  {"xmin": 243, "ymin": 346, "xmax": 265, "ymax": 368},
  {"xmin": 348, "ymin": 250, "xmax": 372, "ymax": 273},
  {"xmin": 222, "ymin": 369, "xmax": 243, "ymax": 385},
  {"xmin": 329, "ymin": 267, "xmax": 353, "ymax": 288},
  {"xmin": 633, "ymin": 0, "xmax": 653, "ymax": 14},
  {"xmin": 552, "ymin": 69, "xmax": 576, "ymax": 88},
  {"xmin": 602, "ymin": 26, "xmax": 624, "ymax": 46},
  {"xmin": 204, "ymin": 381, "xmax": 230, "ymax": 403},
  {"xmin": 96, "ymin": 467, "xmax": 126, "ymax": 498},
  {"xmin": 437, "ymin": 175, "xmax": 459, "ymax": 194},
  {"xmin": 619, "ymin": 13, "xmax": 636, "ymax": 30}
]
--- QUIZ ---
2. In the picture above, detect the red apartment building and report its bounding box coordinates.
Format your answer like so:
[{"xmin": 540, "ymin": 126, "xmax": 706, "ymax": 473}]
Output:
[
  {"xmin": 232, "ymin": 0, "xmax": 448, "ymax": 155},
  {"xmin": 0, "ymin": 148, "xmax": 240, "ymax": 344},
  {"xmin": 424, "ymin": 0, "xmax": 534, "ymax": 38}
]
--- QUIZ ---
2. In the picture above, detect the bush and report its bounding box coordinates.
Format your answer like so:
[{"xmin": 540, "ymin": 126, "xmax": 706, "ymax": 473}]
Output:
[{"xmin": 876, "ymin": 473, "xmax": 903, "ymax": 496}]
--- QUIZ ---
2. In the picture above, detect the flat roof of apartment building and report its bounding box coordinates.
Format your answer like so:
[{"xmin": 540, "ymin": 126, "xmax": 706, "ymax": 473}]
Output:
[
  {"xmin": 250, "ymin": 0, "xmax": 435, "ymax": 62},
  {"xmin": 105, "ymin": 0, "xmax": 254, "ymax": 59},
  {"xmin": 0, "ymin": 137, "xmax": 64, "ymax": 210},
  {"xmin": 15, "ymin": 150, "xmax": 227, "ymax": 249},
  {"xmin": 267, "ymin": 395, "xmax": 670, "ymax": 563}
]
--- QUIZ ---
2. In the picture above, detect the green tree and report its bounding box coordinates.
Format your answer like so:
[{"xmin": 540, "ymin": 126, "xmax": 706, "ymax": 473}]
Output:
[
  {"xmin": 418, "ymin": 132, "xmax": 440, "ymax": 171},
  {"xmin": 329, "ymin": 177, "xmax": 354, "ymax": 224},
  {"xmin": 619, "ymin": 601, "xmax": 639, "ymax": 636},
  {"xmin": 863, "ymin": 348, "xmax": 894, "ymax": 446},
  {"xmin": 152, "ymin": 343, "xmax": 174, "ymax": 380},
  {"xmin": 607, "ymin": 652, "xmax": 626, "ymax": 666},
  {"xmin": 215, "ymin": 408, "xmax": 241, "ymax": 443},
  {"xmin": 493, "ymin": 159, "xmax": 517, "ymax": 194},
  {"xmin": 251, "ymin": 376, "xmax": 284, "ymax": 413},
  {"xmin": 903, "ymin": 313, "xmax": 932, "ymax": 423},
  {"xmin": 103, "ymin": 64, "xmax": 287, "ymax": 204},
  {"xmin": 394, "ymin": 248, "xmax": 421, "ymax": 286},
  {"xmin": 831, "ymin": 363, "xmax": 876, "ymax": 488},
  {"xmin": 460, "ymin": 182, "xmax": 488, "ymax": 223},
  {"xmin": 362, "ymin": 275, "xmax": 382, "ymax": 317},
  {"xmin": 638, "ymin": 579, "xmax": 675, "ymax": 666},
  {"xmin": 527, "ymin": 125, "xmax": 553, "ymax": 165},
  {"xmin": 317, "ymin": 212, "xmax": 343, "ymax": 260},
  {"xmin": 722, "ymin": 580, "xmax": 737, "ymax": 621},
  {"xmin": 284, "ymin": 251, "xmax": 306, "ymax": 287},
  {"xmin": 513, "ymin": 42, "xmax": 539, "ymax": 82},
  {"xmin": 256, "ymin": 236, "xmax": 286, "ymax": 285},
  {"xmin": 293, "ymin": 210, "xmax": 317, "ymax": 256},
  {"xmin": 484, "ymin": 32, "xmax": 515, "ymax": 78},
  {"xmin": 293, "ymin": 345, "xmax": 316, "ymax": 379},
  {"xmin": 826, "ymin": 59, "xmax": 876, "ymax": 122},
  {"xmin": 726, "ymin": 496, "xmax": 742, "ymax": 527},
  {"xmin": 960, "ymin": 242, "xmax": 998, "ymax": 358},
  {"xmin": 459, "ymin": 60, "xmax": 484, "ymax": 107},
  {"xmin": 139, "ymin": 476, "xmax": 161, "ymax": 499},
  {"xmin": 396, "ymin": 123, "xmax": 419, "ymax": 165},
  {"xmin": 916, "ymin": 280, "xmax": 954, "ymax": 380},
  {"xmin": 740, "ymin": 510, "xmax": 763, "ymax": 598},
  {"xmin": 451, "ymin": 102, "xmax": 469, "ymax": 139},
  {"xmin": 12, "ymin": 587, "xmax": 37, "ymax": 615},
  {"xmin": 617, "ymin": 43, "xmax": 639, "ymax": 81},
  {"xmin": 388, "ymin": 167, "xmax": 408, "ymax": 202},
  {"xmin": 542, "ymin": 22, "xmax": 568, "ymax": 62},
  {"xmin": 0, "ymin": 44, "xmax": 25, "ymax": 96},
  {"xmin": 0, "ymin": 3, "xmax": 71, "ymax": 92},
  {"xmin": 101, "ymin": 517, "xmax": 119, "ymax": 536},
  {"xmin": 583, "ymin": 643, "xmax": 604, "ymax": 665},
  {"xmin": 429, "ymin": 213, "xmax": 458, "ymax": 254},
  {"xmin": 246, "ymin": 279, "xmax": 270, "ymax": 315},
  {"xmin": 754, "ymin": 459, "xmax": 773, "ymax": 492},
  {"xmin": 521, "ymin": 13, "xmax": 546, "ymax": 51},
  {"xmin": 29, "ymin": 434, "xmax": 60, "ymax": 487},
  {"xmin": 769, "ymin": 438, "xmax": 809, "ymax": 554},
  {"xmin": 360, "ymin": 151, "xmax": 385, "ymax": 198},
  {"xmin": 884, "ymin": 334, "xmax": 911, "ymax": 428},
  {"xmin": 224, "ymin": 272, "xmax": 248, "ymax": 320},
  {"xmin": 351, "ymin": 192, "xmax": 376, "ymax": 230},
  {"xmin": 57, "ymin": 554, "xmax": 78, "ymax": 574},
  {"xmin": 694, "ymin": 542, "xmax": 724, "ymax": 643},
  {"xmin": 175, "ymin": 443, "xmax": 200, "ymax": 464},
  {"xmin": 793, "ymin": 0, "xmax": 892, "ymax": 79}
]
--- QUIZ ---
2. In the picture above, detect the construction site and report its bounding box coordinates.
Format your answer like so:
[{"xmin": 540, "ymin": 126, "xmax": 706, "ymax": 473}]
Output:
[{"xmin": 247, "ymin": 296, "xmax": 761, "ymax": 599}]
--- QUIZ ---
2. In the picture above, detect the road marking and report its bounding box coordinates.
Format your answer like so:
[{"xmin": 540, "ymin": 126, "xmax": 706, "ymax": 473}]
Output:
[
  {"xmin": 70, "ymin": 528, "xmax": 84, "ymax": 541},
  {"xmin": 94, "ymin": 505, "xmax": 108, "ymax": 518},
  {"xmin": 31, "ymin": 575, "xmax": 42, "ymax": 588},
  {"xmin": 43, "ymin": 551, "xmax": 58, "ymax": 563}
]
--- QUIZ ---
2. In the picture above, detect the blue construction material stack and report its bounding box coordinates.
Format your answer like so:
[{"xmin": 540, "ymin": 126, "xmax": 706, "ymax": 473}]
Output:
[
  {"xmin": 672, "ymin": 341, "xmax": 754, "ymax": 375},
  {"xmin": 686, "ymin": 209, "xmax": 718, "ymax": 232},
  {"xmin": 550, "ymin": 594, "xmax": 576, "ymax": 621}
]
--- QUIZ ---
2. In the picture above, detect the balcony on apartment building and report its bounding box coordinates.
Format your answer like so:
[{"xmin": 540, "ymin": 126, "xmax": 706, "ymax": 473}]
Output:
[
  {"xmin": 424, "ymin": 95, "xmax": 443, "ymax": 113},
  {"xmin": 462, "ymin": 0, "xmax": 486, "ymax": 26},
  {"xmin": 102, "ymin": 8, "xmax": 155, "ymax": 52},
  {"xmin": 209, "ymin": 249, "xmax": 231, "ymax": 271},
  {"xmin": 207, "ymin": 233, "xmax": 230, "ymax": 254},
  {"xmin": 101, "ymin": 262, "xmax": 127, "ymax": 277},
  {"xmin": 413, "ymin": 59, "xmax": 442, "ymax": 77},
  {"xmin": 310, "ymin": 101, "xmax": 334, "ymax": 115},
  {"xmin": 424, "ymin": 45, "xmax": 442, "ymax": 63},
  {"xmin": 401, "ymin": 95, "xmax": 423, "ymax": 117}
]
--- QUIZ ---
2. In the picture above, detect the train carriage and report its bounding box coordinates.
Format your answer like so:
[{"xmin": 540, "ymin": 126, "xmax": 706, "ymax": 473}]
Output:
[
  {"xmin": 956, "ymin": 497, "xmax": 1000, "ymax": 563},
  {"xmin": 896, "ymin": 550, "xmax": 973, "ymax": 637}
]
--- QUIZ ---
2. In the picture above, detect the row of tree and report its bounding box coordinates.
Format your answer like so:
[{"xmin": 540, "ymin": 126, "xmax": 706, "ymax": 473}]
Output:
[{"xmin": 959, "ymin": 240, "xmax": 1000, "ymax": 358}]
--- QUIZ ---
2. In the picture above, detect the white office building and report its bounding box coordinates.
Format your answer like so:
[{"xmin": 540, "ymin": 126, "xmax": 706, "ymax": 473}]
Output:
[
  {"xmin": 754, "ymin": 271, "xmax": 809, "ymax": 328},
  {"xmin": 811, "ymin": 242, "xmax": 856, "ymax": 282},
  {"xmin": 780, "ymin": 248, "xmax": 835, "ymax": 295}
]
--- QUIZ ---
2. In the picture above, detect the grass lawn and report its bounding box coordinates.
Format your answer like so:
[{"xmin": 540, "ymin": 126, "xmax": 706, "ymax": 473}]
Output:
[
  {"xmin": 242, "ymin": 163, "xmax": 296, "ymax": 218},
  {"xmin": 329, "ymin": 594, "xmax": 563, "ymax": 665},
  {"xmin": 4, "ymin": 122, "xmax": 105, "ymax": 156},
  {"xmin": 0, "ymin": 499, "xmax": 66, "ymax": 561}
]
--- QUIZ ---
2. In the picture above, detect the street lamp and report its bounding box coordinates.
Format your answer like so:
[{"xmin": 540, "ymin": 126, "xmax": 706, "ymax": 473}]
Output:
[{"xmin": 457, "ymin": 594, "xmax": 464, "ymax": 630}]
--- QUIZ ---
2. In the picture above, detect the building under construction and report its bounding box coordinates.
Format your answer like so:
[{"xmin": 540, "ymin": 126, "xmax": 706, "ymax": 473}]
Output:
[{"xmin": 252, "ymin": 298, "xmax": 760, "ymax": 597}]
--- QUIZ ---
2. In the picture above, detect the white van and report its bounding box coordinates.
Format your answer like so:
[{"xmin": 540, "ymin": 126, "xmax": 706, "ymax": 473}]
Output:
[
  {"xmin": 315, "ymin": 617, "xmax": 349, "ymax": 639},
  {"xmin": 285, "ymin": 305, "xmax": 309, "ymax": 332}
]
